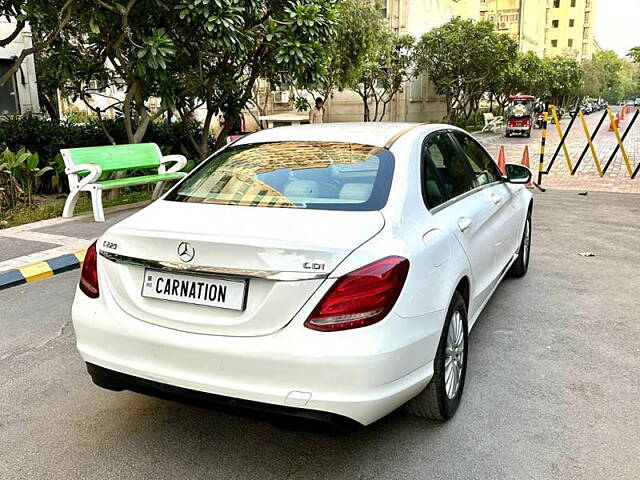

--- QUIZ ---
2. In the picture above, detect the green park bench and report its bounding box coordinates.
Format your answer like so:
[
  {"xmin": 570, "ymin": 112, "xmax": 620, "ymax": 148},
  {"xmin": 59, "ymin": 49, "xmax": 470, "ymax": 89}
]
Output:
[{"xmin": 61, "ymin": 143, "xmax": 187, "ymax": 222}]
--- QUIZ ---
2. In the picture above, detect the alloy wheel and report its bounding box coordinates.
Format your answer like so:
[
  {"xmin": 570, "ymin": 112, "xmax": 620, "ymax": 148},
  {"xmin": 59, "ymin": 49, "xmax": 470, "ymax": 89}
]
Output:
[{"xmin": 444, "ymin": 310, "xmax": 465, "ymax": 399}]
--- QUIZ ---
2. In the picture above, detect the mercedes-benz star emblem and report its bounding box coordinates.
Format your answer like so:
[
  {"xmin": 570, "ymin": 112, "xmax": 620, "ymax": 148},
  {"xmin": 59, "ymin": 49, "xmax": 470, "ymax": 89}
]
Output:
[{"xmin": 177, "ymin": 241, "xmax": 195, "ymax": 263}]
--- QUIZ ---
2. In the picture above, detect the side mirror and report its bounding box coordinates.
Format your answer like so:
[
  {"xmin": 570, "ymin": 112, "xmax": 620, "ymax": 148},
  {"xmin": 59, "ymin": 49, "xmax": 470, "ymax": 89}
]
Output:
[{"xmin": 504, "ymin": 163, "xmax": 532, "ymax": 185}]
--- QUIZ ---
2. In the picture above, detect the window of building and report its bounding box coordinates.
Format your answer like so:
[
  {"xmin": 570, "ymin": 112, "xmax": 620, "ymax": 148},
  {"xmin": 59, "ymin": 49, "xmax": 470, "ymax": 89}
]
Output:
[
  {"xmin": 553, "ymin": 0, "xmax": 560, "ymax": 7},
  {"xmin": 569, "ymin": 19, "xmax": 575, "ymax": 27},
  {"xmin": 409, "ymin": 75, "xmax": 425, "ymax": 102},
  {"xmin": 568, "ymin": 39, "xmax": 574, "ymax": 47},
  {"xmin": 375, "ymin": 0, "xmax": 388, "ymax": 19},
  {"xmin": 499, "ymin": 12, "xmax": 520, "ymax": 25},
  {"xmin": 0, "ymin": 60, "xmax": 19, "ymax": 115},
  {"xmin": 571, "ymin": 0, "xmax": 576, "ymax": 6},
  {"xmin": 552, "ymin": 20, "xmax": 559, "ymax": 28},
  {"xmin": 551, "ymin": 39, "xmax": 558, "ymax": 47}
]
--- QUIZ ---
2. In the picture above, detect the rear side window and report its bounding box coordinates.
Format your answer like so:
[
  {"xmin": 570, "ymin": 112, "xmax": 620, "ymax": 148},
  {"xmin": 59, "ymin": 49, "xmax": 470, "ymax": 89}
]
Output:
[
  {"xmin": 452, "ymin": 131, "xmax": 503, "ymax": 187},
  {"xmin": 422, "ymin": 133, "xmax": 475, "ymax": 208},
  {"xmin": 166, "ymin": 141, "xmax": 395, "ymax": 211}
]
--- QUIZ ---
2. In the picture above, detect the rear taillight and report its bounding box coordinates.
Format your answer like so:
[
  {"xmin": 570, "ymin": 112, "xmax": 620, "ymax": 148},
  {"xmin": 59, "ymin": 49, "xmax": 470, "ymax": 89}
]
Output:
[
  {"xmin": 304, "ymin": 256, "xmax": 409, "ymax": 332},
  {"xmin": 79, "ymin": 241, "xmax": 99, "ymax": 298}
]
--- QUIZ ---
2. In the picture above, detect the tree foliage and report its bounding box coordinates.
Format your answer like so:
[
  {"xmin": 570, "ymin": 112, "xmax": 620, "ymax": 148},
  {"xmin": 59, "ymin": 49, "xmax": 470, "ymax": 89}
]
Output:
[
  {"xmin": 172, "ymin": 0, "xmax": 337, "ymax": 155},
  {"xmin": 0, "ymin": 0, "xmax": 77, "ymax": 88},
  {"xmin": 538, "ymin": 56, "xmax": 583, "ymax": 106},
  {"xmin": 580, "ymin": 50, "xmax": 626, "ymax": 103},
  {"xmin": 34, "ymin": 0, "xmax": 337, "ymax": 154},
  {"xmin": 316, "ymin": 0, "xmax": 385, "ymax": 98},
  {"xmin": 36, "ymin": 0, "xmax": 186, "ymax": 144},
  {"xmin": 415, "ymin": 18, "xmax": 517, "ymax": 121},
  {"xmin": 489, "ymin": 51, "xmax": 544, "ymax": 109},
  {"xmin": 351, "ymin": 32, "xmax": 414, "ymax": 122}
]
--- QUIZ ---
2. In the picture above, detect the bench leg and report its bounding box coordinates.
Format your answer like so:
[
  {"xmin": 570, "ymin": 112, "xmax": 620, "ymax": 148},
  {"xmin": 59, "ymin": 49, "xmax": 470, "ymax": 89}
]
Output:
[
  {"xmin": 62, "ymin": 189, "xmax": 81, "ymax": 219},
  {"xmin": 90, "ymin": 186, "xmax": 105, "ymax": 223},
  {"xmin": 152, "ymin": 182, "xmax": 166, "ymax": 200}
]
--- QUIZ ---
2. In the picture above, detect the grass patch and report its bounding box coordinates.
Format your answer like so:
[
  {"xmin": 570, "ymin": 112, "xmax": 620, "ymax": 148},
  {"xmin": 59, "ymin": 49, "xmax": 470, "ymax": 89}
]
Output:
[{"xmin": 0, "ymin": 189, "xmax": 153, "ymax": 229}]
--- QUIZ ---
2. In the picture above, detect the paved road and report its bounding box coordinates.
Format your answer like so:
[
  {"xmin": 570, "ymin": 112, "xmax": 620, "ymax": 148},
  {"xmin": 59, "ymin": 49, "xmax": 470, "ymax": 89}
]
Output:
[{"xmin": 1, "ymin": 190, "xmax": 639, "ymax": 479}]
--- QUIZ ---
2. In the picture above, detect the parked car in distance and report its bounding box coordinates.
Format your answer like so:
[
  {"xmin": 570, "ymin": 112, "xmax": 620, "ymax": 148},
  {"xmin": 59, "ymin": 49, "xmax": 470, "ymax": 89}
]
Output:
[
  {"xmin": 635, "ymin": 98, "xmax": 640, "ymax": 107},
  {"xmin": 72, "ymin": 123, "xmax": 533, "ymax": 428}
]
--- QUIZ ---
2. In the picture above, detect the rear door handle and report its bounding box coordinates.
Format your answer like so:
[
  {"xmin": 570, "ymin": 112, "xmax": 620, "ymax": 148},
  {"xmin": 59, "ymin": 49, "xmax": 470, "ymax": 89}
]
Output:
[{"xmin": 458, "ymin": 217, "xmax": 472, "ymax": 232}]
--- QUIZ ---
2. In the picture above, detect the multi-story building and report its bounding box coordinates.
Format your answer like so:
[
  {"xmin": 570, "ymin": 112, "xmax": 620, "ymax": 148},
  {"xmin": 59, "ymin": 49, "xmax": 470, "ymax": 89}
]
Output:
[
  {"xmin": 479, "ymin": 0, "xmax": 598, "ymax": 60},
  {"xmin": 479, "ymin": 0, "xmax": 547, "ymax": 56},
  {"xmin": 0, "ymin": 18, "xmax": 40, "ymax": 115},
  {"xmin": 544, "ymin": 0, "xmax": 597, "ymax": 61}
]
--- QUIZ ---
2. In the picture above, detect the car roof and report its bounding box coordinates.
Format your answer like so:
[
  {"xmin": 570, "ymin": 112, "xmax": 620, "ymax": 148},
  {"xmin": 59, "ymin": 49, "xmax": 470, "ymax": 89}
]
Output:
[{"xmin": 233, "ymin": 122, "xmax": 451, "ymax": 149}]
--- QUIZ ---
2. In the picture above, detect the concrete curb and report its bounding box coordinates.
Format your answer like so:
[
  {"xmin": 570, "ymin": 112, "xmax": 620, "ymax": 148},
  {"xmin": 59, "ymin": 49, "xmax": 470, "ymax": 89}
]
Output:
[
  {"xmin": 0, "ymin": 250, "xmax": 86, "ymax": 290},
  {"xmin": 0, "ymin": 200, "xmax": 151, "ymax": 235}
]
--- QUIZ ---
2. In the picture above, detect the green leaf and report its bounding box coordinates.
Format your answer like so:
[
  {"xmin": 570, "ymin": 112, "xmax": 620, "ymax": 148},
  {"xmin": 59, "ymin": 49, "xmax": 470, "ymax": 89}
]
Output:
[
  {"xmin": 89, "ymin": 17, "xmax": 100, "ymax": 34},
  {"xmin": 36, "ymin": 166, "xmax": 54, "ymax": 177},
  {"xmin": 16, "ymin": 153, "xmax": 31, "ymax": 165}
]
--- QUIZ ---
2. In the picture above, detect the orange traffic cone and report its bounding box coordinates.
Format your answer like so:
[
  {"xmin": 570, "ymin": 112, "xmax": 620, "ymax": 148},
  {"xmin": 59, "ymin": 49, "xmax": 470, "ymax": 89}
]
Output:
[
  {"xmin": 497, "ymin": 146, "xmax": 506, "ymax": 175},
  {"xmin": 620, "ymin": 107, "xmax": 625, "ymax": 121},
  {"xmin": 521, "ymin": 146, "xmax": 532, "ymax": 188}
]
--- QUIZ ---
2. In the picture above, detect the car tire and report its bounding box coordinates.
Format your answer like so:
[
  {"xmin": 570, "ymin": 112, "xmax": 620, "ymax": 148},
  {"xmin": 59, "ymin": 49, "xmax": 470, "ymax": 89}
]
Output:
[
  {"xmin": 509, "ymin": 209, "xmax": 532, "ymax": 278},
  {"xmin": 405, "ymin": 291, "xmax": 468, "ymax": 421}
]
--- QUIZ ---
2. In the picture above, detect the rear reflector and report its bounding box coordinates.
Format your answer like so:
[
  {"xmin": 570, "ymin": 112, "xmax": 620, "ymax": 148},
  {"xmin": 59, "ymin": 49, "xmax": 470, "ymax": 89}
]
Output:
[
  {"xmin": 79, "ymin": 241, "xmax": 99, "ymax": 298},
  {"xmin": 304, "ymin": 256, "xmax": 409, "ymax": 332}
]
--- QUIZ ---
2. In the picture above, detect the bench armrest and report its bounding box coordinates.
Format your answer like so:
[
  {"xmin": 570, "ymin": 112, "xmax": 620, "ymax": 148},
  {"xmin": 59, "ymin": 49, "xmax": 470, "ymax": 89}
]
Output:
[
  {"xmin": 159, "ymin": 154, "xmax": 187, "ymax": 174},
  {"xmin": 65, "ymin": 163, "xmax": 103, "ymax": 190}
]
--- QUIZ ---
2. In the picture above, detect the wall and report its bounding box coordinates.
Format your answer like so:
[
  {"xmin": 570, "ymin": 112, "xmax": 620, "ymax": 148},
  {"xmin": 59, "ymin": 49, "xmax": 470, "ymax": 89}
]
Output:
[
  {"xmin": 0, "ymin": 18, "xmax": 40, "ymax": 115},
  {"xmin": 479, "ymin": 0, "xmax": 546, "ymax": 56},
  {"xmin": 544, "ymin": 0, "xmax": 597, "ymax": 61}
]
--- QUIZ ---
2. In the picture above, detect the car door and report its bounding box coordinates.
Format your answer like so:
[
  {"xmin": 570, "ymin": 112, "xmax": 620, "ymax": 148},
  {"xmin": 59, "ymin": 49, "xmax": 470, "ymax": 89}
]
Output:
[
  {"xmin": 450, "ymin": 131, "xmax": 522, "ymax": 272},
  {"xmin": 421, "ymin": 132, "xmax": 500, "ymax": 316}
]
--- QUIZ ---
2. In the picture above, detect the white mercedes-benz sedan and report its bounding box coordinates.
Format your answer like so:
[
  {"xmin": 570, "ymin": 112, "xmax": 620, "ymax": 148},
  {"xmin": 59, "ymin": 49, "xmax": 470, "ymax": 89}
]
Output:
[{"xmin": 72, "ymin": 123, "xmax": 533, "ymax": 427}]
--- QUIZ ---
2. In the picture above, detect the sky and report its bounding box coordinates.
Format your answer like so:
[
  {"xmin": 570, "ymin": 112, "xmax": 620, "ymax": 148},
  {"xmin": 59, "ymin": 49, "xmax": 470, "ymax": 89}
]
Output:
[{"xmin": 595, "ymin": 0, "xmax": 640, "ymax": 57}]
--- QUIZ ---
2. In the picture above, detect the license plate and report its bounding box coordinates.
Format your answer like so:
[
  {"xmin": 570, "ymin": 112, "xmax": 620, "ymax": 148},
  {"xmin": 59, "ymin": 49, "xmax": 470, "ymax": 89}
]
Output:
[{"xmin": 141, "ymin": 269, "xmax": 247, "ymax": 311}]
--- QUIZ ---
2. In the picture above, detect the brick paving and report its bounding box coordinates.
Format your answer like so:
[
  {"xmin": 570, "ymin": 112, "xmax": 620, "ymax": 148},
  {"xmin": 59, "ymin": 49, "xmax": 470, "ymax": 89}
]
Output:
[{"xmin": 474, "ymin": 107, "xmax": 640, "ymax": 194}]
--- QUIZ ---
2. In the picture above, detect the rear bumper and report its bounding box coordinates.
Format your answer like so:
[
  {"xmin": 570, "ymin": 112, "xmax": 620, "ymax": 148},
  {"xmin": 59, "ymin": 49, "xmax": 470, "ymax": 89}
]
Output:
[
  {"xmin": 72, "ymin": 287, "xmax": 443, "ymax": 425},
  {"xmin": 86, "ymin": 362, "xmax": 358, "ymax": 429}
]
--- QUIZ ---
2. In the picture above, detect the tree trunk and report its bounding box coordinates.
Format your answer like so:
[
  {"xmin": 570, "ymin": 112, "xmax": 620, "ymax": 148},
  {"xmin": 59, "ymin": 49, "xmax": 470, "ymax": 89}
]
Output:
[
  {"xmin": 39, "ymin": 91, "xmax": 60, "ymax": 121},
  {"xmin": 213, "ymin": 119, "xmax": 235, "ymax": 152},
  {"xmin": 197, "ymin": 107, "xmax": 215, "ymax": 161}
]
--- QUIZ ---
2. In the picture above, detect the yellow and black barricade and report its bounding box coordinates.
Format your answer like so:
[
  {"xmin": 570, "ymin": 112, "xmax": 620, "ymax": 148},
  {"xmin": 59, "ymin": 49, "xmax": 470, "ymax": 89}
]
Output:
[{"xmin": 536, "ymin": 105, "xmax": 639, "ymax": 186}]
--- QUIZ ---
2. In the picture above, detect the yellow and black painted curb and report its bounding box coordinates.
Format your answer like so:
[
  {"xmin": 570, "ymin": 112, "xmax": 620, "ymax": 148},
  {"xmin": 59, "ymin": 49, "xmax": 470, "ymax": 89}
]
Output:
[{"xmin": 0, "ymin": 250, "xmax": 86, "ymax": 291}]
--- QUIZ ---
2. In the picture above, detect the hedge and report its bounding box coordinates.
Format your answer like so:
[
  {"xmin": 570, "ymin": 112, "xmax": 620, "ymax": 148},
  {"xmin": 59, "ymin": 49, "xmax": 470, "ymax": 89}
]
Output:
[{"xmin": 0, "ymin": 115, "xmax": 210, "ymax": 166}]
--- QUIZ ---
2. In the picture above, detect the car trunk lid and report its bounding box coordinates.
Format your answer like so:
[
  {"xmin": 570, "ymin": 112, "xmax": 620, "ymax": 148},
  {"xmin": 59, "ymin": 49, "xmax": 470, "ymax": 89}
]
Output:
[{"xmin": 98, "ymin": 201, "xmax": 385, "ymax": 336}]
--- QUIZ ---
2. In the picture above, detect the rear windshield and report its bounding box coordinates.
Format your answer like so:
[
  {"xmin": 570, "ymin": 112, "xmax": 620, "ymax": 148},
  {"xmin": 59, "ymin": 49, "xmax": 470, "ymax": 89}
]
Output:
[{"xmin": 166, "ymin": 141, "xmax": 395, "ymax": 211}]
